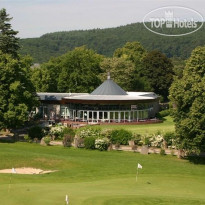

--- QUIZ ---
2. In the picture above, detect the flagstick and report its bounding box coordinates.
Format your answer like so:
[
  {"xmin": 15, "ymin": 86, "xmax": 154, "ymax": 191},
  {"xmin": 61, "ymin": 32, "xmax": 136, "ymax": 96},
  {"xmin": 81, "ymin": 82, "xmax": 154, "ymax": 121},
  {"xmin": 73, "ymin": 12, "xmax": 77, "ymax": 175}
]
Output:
[
  {"xmin": 8, "ymin": 174, "xmax": 12, "ymax": 193},
  {"xmin": 136, "ymin": 167, "xmax": 139, "ymax": 182}
]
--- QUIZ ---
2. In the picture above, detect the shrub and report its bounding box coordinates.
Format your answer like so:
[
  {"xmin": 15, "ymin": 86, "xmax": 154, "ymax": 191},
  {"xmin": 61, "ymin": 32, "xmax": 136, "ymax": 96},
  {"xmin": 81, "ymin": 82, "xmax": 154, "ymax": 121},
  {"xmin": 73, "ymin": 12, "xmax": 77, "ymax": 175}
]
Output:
[
  {"xmin": 78, "ymin": 127, "xmax": 101, "ymax": 138},
  {"xmin": 62, "ymin": 127, "xmax": 75, "ymax": 138},
  {"xmin": 157, "ymin": 109, "xmax": 170, "ymax": 119},
  {"xmin": 150, "ymin": 134, "xmax": 163, "ymax": 147},
  {"xmin": 164, "ymin": 132, "xmax": 175, "ymax": 146},
  {"xmin": 133, "ymin": 134, "xmax": 142, "ymax": 146},
  {"xmin": 28, "ymin": 126, "xmax": 44, "ymax": 140},
  {"xmin": 84, "ymin": 137, "xmax": 96, "ymax": 149},
  {"xmin": 24, "ymin": 135, "xmax": 31, "ymax": 143},
  {"xmin": 49, "ymin": 126, "xmax": 64, "ymax": 140},
  {"xmin": 95, "ymin": 138, "xmax": 110, "ymax": 151},
  {"xmin": 160, "ymin": 148, "xmax": 166, "ymax": 155},
  {"xmin": 44, "ymin": 136, "xmax": 51, "ymax": 145},
  {"xmin": 110, "ymin": 129, "xmax": 133, "ymax": 145},
  {"xmin": 63, "ymin": 134, "xmax": 74, "ymax": 147}
]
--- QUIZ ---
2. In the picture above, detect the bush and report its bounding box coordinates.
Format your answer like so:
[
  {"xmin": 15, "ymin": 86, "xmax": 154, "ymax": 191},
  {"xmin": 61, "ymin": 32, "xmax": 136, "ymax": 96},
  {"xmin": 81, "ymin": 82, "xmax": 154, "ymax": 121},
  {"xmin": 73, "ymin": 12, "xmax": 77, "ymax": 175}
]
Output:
[
  {"xmin": 62, "ymin": 127, "xmax": 75, "ymax": 138},
  {"xmin": 84, "ymin": 137, "xmax": 96, "ymax": 149},
  {"xmin": 44, "ymin": 136, "xmax": 51, "ymax": 145},
  {"xmin": 164, "ymin": 132, "xmax": 175, "ymax": 146},
  {"xmin": 24, "ymin": 135, "xmax": 31, "ymax": 143},
  {"xmin": 95, "ymin": 138, "xmax": 110, "ymax": 151},
  {"xmin": 110, "ymin": 129, "xmax": 133, "ymax": 145},
  {"xmin": 78, "ymin": 127, "xmax": 101, "ymax": 138},
  {"xmin": 157, "ymin": 109, "xmax": 170, "ymax": 119},
  {"xmin": 133, "ymin": 134, "xmax": 142, "ymax": 146},
  {"xmin": 28, "ymin": 126, "xmax": 44, "ymax": 140}
]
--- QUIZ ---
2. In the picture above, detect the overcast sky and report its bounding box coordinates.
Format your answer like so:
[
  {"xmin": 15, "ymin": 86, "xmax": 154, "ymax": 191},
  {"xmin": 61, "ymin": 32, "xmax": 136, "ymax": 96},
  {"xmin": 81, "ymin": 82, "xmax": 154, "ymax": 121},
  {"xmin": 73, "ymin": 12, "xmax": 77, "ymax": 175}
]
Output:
[{"xmin": 1, "ymin": 0, "xmax": 204, "ymax": 38}]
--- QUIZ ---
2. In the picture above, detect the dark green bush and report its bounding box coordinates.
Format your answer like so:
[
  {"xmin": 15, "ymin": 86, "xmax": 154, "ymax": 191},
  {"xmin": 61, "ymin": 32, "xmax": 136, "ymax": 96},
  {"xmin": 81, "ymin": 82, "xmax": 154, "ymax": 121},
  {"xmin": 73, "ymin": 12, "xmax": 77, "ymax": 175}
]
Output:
[
  {"xmin": 28, "ymin": 126, "xmax": 44, "ymax": 140},
  {"xmin": 84, "ymin": 137, "xmax": 96, "ymax": 149},
  {"xmin": 159, "ymin": 109, "xmax": 170, "ymax": 117},
  {"xmin": 164, "ymin": 132, "xmax": 175, "ymax": 146},
  {"xmin": 110, "ymin": 129, "xmax": 133, "ymax": 145}
]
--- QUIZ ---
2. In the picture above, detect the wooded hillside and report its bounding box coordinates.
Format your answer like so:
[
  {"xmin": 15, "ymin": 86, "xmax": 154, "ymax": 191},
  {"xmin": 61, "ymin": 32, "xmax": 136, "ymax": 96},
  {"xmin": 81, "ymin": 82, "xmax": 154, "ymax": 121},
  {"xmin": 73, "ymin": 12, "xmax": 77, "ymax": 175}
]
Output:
[{"xmin": 20, "ymin": 22, "xmax": 205, "ymax": 63}]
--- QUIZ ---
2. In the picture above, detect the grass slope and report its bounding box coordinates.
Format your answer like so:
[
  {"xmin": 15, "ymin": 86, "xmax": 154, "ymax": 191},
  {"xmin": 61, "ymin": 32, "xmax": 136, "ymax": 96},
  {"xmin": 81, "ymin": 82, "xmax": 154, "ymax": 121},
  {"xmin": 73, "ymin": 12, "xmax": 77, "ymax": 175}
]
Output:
[
  {"xmin": 95, "ymin": 116, "xmax": 175, "ymax": 134},
  {"xmin": 0, "ymin": 142, "xmax": 205, "ymax": 205}
]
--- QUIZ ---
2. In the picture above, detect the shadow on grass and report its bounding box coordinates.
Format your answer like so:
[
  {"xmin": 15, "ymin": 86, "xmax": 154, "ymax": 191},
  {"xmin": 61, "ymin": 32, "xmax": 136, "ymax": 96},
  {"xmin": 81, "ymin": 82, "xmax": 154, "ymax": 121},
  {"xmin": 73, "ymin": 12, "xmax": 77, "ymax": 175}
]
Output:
[
  {"xmin": 0, "ymin": 136, "xmax": 15, "ymax": 143},
  {"xmin": 186, "ymin": 156, "xmax": 205, "ymax": 165}
]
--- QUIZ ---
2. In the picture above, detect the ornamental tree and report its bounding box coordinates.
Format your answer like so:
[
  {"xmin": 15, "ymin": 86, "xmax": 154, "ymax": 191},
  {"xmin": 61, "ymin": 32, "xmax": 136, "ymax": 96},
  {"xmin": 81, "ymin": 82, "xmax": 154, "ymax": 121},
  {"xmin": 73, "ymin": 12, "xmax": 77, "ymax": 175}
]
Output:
[{"xmin": 169, "ymin": 46, "xmax": 205, "ymax": 154}]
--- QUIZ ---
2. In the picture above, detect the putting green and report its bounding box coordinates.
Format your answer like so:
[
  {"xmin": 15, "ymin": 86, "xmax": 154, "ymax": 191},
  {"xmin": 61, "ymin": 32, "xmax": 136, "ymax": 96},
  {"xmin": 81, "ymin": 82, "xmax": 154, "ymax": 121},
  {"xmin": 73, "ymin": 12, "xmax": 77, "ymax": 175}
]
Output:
[{"xmin": 0, "ymin": 143, "xmax": 205, "ymax": 205}]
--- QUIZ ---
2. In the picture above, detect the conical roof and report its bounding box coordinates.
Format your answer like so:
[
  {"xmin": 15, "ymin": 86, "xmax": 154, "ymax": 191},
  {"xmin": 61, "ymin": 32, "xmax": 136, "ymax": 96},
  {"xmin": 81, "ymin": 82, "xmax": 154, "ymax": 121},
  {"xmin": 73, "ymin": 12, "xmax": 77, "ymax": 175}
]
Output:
[{"xmin": 91, "ymin": 79, "xmax": 127, "ymax": 95}]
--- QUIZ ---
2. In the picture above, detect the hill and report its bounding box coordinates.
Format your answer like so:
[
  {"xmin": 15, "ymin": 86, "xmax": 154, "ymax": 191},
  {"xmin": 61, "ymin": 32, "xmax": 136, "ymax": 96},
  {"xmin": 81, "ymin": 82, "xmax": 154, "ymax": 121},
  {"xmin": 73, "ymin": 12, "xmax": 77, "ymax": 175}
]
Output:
[{"xmin": 19, "ymin": 22, "xmax": 205, "ymax": 63}]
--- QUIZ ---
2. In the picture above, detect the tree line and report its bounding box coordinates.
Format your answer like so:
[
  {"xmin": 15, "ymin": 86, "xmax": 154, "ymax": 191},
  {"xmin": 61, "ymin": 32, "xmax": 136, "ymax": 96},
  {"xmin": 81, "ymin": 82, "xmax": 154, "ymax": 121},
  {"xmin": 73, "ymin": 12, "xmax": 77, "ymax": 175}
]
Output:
[
  {"xmin": 19, "ymin": 22, "xmax": 205, "ymax": 64},
  {"xmin": 0, "ymin": 8, "xmax": 205, "ymax": 154}
]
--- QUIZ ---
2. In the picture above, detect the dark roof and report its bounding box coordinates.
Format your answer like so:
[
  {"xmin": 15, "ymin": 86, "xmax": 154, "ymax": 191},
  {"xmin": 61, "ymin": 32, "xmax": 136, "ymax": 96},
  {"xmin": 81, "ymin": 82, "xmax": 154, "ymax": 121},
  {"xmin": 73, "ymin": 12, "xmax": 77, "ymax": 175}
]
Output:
[{"xmin": 91, "ymin": 79, "xmax": 127, "ymax": 95}]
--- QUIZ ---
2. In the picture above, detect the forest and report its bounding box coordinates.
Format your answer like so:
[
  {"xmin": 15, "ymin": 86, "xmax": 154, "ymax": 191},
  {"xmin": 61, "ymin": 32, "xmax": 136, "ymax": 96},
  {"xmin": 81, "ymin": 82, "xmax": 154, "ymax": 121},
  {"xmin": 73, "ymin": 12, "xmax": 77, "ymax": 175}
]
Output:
[{"xmin": 19, "ymin": 22, "xmax": 205, "ymax": 63}]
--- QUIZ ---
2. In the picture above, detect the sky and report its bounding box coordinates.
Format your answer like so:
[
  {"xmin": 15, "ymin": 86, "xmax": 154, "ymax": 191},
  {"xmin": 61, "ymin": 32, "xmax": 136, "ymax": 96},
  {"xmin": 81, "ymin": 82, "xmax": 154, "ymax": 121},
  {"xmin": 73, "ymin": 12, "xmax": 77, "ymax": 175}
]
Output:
[{"xmin": 1, "ymin": 0, "xmax": 204, "ymax": 38}]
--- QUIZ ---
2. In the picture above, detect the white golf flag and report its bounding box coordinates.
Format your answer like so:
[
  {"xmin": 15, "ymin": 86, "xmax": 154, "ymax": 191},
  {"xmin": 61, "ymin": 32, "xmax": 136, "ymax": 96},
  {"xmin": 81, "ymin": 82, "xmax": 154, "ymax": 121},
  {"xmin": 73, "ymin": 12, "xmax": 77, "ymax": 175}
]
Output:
[
  {"xmin": 137, "ymin": 163, "xmax": 142, "ymax": 169},
  {"xmin": 12, "ymin": 168, "xmax": 17, "ymax": 174}
]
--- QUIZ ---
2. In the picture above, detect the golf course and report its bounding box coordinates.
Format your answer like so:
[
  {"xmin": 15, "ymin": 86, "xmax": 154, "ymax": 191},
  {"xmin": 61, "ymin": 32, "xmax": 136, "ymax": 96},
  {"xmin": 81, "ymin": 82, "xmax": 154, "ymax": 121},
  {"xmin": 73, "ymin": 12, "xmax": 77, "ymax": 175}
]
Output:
[{"xmin": 0, "ymin": 142, "xmax": 205, "ymax": 205}]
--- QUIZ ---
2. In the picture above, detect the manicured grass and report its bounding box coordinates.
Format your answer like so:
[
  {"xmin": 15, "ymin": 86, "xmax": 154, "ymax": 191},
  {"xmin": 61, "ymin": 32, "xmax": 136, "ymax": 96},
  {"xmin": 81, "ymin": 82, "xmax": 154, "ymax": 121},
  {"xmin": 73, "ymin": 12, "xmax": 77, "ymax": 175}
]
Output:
[
  {"xmin": 0, "ymin": 142, "xmax": 205, "ymax": 205},
  {"xmin": 95, "ymin": 116, "xmax": 175, "ymax": 134}
]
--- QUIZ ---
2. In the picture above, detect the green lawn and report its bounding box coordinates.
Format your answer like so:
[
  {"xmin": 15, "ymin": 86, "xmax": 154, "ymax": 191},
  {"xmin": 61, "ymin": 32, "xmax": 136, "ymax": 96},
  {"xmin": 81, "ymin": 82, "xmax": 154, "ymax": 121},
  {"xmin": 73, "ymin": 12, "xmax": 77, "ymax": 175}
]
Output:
[
  {"xmin": 0, "ymin": 142, "xmax": 205, "ymax": 205},
  {"xmin": 95, "ymin": 116, "xmax": 175, "ymax": 134}
]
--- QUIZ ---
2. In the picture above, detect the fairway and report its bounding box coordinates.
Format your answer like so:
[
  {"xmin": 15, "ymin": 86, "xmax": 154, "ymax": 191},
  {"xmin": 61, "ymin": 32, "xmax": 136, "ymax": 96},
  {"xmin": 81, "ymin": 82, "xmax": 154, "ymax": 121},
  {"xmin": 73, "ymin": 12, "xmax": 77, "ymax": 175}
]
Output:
[
  {"xmin": 96, "ymin": 116, "xmax": 175, "ymax": 134},
  {"xmin": 0, "ymin": 143, "xmax": 205, "ymax": 205}
]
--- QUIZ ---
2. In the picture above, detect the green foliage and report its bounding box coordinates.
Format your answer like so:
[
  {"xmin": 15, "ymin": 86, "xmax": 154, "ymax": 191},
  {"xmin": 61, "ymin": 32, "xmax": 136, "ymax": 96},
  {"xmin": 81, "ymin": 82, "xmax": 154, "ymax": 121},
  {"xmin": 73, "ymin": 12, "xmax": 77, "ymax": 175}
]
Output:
[
  {"xmin": 114, "ymin": 41, "xmax": 152, "ymax": 91},
  {"xmin": 84, "ymin": 137, "xmax": 96, "ymax": 149},
  {"xmin": 159, "ymin": 109, "xmax": 170, "ymax": 117},
  {"xmin": 31, "ymin": 46, "xmax": 103, "ymax": 93},
  {"xmin": 78, "ymin": 127, "xmax": 101, "ymax": 138},
  {"xmin": 19, "ymin": 23, "xmax": 205, "ymax": 64},
  {"xmin": 0, "ymin": 8, "xmax": 19, "ymax": 58},
  {"xmin": 99, "ymin": 57, "xmax": 136, "ymax": 91},
  {"xmin": 95, "ymin": 138, "xmax": 110, "ymax": 151},
  {"xmin": 170, "ymin": 46, "xmax": 205, "ymax": 153},
  {"xmin": 23, "ymin": 135, "xmax": 31, "ymax": 143},
  {"xmin": 43, "ymin": 136, "xmax": 51, "ymax": 145},
  {"xmin": 110, "ymin": 129, "xmax": 133, "ymax": 145},
  {"xmin": 164, "ymin": 132, "xmax": 175, "ymax": 146},
  {"xmin": 28, "ymin": 126, "xmax": 44, "ymax": 140},
  {"xmin": 0, "ymin": 52, "xmax": 39, "ymax": 130},
  {"xmin": 142, "ymin": 50, "xmax": 174, "ymax": 100}
]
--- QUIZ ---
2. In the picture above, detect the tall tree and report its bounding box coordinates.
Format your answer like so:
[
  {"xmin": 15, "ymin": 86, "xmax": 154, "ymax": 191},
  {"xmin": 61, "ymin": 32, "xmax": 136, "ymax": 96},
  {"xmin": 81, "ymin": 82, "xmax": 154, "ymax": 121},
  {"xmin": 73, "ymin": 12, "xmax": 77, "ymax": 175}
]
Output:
[
  {"xmin": 0, "ymin": 8, "xmax": 19, "ymax": 58},
  {"xmin": 113, "ymin": 41, "xmax": 151, "ymax": 91},
  {"xmin": 170, "ymin": 46, "xmax": 205, "ymax": 154},
  {"xmin": 114, "ymin": 41, "xmax": 147, "ymax": 74},
  {"xmin": 58, "ymin": 46, "xmax": 103, "ymax": 93},
  {"xmin": 0, "ymin": 52, "xmax": 39, "ymax": 130},
  {"xmin": 142, "ymin": 50, "xmax": 174, "ymax": 101},
  {"xmin": 99, "ymin": 57, "xmax": 151, "ymax": 91}
]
